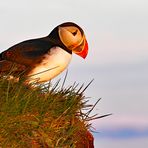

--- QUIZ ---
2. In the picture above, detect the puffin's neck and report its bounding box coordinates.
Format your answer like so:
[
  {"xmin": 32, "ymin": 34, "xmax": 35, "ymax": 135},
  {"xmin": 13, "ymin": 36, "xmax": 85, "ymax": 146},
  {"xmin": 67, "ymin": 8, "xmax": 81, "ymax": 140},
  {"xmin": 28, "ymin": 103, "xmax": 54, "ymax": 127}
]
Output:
[{"xmin": 47, "ymin": 27, "xmax": 72, "ymax": 55}]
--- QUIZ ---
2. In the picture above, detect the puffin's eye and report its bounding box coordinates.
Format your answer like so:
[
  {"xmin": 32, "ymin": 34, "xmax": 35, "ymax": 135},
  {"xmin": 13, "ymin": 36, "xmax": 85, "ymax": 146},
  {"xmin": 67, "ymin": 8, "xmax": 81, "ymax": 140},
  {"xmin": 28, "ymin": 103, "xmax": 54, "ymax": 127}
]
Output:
[{"xmin": 72, "ymin": 30, "xmax": 78, "ymax": 36}]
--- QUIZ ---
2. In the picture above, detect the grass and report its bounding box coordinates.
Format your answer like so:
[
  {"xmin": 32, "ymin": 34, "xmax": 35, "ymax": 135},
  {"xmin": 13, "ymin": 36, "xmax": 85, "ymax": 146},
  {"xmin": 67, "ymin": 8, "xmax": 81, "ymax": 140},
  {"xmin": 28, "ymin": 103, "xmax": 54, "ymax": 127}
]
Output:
[{"xmin": 0, "ymin": 72, "xmax": 110, "ymax": 147}]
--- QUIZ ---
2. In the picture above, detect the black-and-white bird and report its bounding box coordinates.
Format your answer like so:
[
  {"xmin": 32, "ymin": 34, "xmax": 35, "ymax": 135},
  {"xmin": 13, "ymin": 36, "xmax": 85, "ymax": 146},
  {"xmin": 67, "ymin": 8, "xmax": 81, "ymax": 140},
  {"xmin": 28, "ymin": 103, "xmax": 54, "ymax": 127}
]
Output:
[{"xmin": 0, "ymin": 22, "xmax": 88, "ymax": 84}]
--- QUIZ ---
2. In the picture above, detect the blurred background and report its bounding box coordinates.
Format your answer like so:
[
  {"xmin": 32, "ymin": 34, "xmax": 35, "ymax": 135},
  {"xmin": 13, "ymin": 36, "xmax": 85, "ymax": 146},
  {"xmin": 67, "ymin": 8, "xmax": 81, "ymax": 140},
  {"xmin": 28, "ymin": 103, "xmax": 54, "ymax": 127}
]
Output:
[{"xmin": 0, "ymin": 0, "xmax": 148, "ymax": 147}]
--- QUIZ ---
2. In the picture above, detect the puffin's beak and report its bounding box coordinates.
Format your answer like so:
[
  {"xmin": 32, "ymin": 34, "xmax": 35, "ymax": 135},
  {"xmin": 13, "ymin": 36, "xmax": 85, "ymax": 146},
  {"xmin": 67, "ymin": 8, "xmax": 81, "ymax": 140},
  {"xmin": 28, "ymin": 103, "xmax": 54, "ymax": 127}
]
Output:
[{"xmin": 74, "ymin": 39, "xmax": 88, "ymax": 59}]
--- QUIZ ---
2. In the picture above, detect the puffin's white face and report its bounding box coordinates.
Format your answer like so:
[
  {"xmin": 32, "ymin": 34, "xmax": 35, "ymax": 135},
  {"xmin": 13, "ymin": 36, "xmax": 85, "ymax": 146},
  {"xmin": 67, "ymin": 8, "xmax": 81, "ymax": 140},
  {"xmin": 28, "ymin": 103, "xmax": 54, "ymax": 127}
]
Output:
[
  {"xmin": 59, "ymin": 26, "xmax": 83, "ymax": 49},
  {"xmin": 59, "ymin": 26, "xmax": 84, "ymax": 49}
]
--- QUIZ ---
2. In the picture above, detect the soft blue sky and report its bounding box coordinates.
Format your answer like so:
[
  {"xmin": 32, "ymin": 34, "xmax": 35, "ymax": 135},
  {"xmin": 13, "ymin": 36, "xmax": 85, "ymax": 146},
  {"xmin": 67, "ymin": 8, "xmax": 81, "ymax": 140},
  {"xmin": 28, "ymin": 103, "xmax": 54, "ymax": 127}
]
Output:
[{"xmin": 0, "ymin": 0, "xmax": 148, "ymax": 147}]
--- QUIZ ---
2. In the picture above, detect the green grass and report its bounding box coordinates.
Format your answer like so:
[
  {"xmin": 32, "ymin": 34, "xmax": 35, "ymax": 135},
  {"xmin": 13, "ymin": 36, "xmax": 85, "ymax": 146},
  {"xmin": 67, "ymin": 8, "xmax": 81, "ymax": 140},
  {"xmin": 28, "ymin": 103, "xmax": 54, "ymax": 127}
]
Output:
[{"xmin": 0, "ymin": 72, "xmax": 99, "ymax": 147}]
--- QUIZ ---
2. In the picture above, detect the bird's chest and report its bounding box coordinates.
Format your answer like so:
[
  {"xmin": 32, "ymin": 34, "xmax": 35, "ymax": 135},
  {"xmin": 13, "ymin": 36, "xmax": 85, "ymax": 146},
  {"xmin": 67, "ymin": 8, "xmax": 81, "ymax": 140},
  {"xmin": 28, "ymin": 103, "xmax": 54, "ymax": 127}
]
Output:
[{"xmin": 28, "ymin": 47, "xmax": 72, "ymax": 83}]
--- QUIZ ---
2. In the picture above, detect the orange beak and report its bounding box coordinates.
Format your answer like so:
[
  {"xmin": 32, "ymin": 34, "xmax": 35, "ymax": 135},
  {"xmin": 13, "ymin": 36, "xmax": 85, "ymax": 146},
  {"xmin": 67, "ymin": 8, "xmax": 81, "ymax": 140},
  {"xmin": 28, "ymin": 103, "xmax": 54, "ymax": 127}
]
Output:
[{"xmin": 75, "ymin": 39, "xmax": 88, "ymax": 59}]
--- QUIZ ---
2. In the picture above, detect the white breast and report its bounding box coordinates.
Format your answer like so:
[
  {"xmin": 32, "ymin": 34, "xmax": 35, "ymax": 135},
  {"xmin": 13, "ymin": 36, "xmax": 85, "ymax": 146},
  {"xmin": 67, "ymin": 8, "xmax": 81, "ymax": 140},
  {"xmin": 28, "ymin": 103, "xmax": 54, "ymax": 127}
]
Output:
[{"xmin": 27, "ymin": 47, "xmax": 72, "ymax": 83}]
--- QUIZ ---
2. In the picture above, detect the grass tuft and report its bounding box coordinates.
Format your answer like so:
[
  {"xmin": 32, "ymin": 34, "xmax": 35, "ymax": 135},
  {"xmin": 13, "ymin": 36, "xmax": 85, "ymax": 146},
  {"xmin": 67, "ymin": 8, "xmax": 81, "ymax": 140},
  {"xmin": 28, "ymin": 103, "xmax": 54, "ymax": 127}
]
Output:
[{"xmin": 0, "ymin": 72, "xmax": 105, "ymax": 147}]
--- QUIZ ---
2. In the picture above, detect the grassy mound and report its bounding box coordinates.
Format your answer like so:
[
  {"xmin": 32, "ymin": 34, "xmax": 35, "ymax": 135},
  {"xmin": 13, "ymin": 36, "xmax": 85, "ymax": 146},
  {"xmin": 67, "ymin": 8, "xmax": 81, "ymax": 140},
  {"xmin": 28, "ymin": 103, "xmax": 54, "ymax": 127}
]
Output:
[{"xmin": 0, "ymin": 74, "xmax": 97, "ymax": 147}]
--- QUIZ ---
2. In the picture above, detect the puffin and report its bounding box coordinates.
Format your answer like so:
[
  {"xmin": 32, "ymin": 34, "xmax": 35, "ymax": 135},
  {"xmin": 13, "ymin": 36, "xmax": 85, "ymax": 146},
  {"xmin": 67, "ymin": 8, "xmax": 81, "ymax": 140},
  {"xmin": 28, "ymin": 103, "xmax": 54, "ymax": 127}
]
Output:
[{"xmin": 0, "ymin": 22, "xmax": 88, "ymax": 84}]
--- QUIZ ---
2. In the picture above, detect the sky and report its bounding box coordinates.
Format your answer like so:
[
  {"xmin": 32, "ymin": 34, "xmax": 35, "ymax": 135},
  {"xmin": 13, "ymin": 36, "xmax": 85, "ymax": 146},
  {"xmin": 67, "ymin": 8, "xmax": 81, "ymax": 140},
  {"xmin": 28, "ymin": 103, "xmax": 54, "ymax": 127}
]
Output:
[{"xmin": 0, "ymin": 0, "xmax": 148, "ymax": 147}]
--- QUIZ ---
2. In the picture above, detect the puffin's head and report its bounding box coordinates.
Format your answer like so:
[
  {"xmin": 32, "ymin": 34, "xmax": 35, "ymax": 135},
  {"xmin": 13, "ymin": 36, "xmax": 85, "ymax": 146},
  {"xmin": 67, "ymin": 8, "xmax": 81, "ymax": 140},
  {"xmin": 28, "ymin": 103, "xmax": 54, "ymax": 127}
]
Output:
[{"xmin": 58, "ymin": 22, "xmax": 88, "ymax": 59}]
